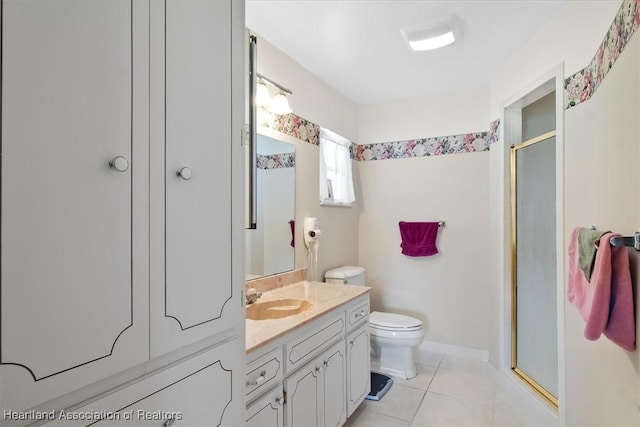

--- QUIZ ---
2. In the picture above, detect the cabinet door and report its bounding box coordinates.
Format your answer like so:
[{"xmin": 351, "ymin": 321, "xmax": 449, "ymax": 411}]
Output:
[
  {"xmin": 246, "ymin": 386, "xmax": 285, "ymax": 427},
  {"xmin": 346, "ymin": 326, "xmax": 371, "ymax": 417},
  {"xmin": 284, "ymin": 340, "xmax": 346, "ymax": 427},
  {"xmin": 322, "ymin": 343, "xmax": 347, "ymax": 427},
  {"xmin": 284, "ymin": 363, "xmax": 321, "ymax": 427},
  {"xmin": 0, "ymin": 0, "xmax": 149, "ymax": 413},
  {"xmin": 150, "ymin": 0, "xmax": 243, "ymax": 357}
]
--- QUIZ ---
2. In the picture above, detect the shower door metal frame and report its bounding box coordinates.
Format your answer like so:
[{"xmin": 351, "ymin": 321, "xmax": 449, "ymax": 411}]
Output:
[{"xmin": 510, "ymin": 129, "xmax": 559, "ymax": 408}]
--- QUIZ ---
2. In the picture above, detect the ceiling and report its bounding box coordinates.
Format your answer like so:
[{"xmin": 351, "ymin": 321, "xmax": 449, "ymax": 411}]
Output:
[{"xmin": 246, "ymin": 0, "xmax": 568, "ymax": 106}]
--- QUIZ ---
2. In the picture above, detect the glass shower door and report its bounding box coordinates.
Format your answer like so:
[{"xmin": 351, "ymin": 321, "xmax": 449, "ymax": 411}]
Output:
[{"xmin": 511, "ymin": 131, "xmax": 558, "ymax": 405}]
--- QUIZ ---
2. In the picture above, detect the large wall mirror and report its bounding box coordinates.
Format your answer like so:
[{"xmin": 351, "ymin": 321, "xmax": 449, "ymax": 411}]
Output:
[{"xmin": 245, "ymin": 132, "xmax": 296, "ymax": 280}]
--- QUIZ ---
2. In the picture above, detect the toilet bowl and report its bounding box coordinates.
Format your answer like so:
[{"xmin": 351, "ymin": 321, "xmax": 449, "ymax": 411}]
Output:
[
  {"xmin": 369, "ymin": 311, "xmax": 424, "ymax": 379},
  {"xmin": 324, "ymin": 266, "xmax": 425, "ymax": 380}
]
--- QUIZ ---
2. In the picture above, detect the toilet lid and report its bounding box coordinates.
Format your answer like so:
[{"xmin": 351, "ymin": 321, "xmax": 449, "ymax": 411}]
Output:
[{"xmin": 370, "ymin": 311, "xmax": 422, "ymax": 331}]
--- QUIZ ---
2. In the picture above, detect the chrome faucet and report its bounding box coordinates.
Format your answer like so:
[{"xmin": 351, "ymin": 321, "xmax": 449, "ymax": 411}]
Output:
[{"xmin": 246, "ymin": 288, "xmax": 262, "ymax": 305}]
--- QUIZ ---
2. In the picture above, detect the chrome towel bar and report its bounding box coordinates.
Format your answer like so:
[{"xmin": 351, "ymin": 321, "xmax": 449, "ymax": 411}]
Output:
[{"xmin": 610, "ymin": 232, "xmax": 640, "ymax": 251}]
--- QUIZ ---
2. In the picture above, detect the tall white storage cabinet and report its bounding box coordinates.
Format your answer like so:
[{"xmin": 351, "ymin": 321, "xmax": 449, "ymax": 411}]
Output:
[{"xmin": 0, "ymin": 0, "xmax": 245, "ymax": 424}]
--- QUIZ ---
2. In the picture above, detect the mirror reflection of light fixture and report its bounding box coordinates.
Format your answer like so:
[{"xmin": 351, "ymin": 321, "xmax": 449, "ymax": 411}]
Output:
[
  {"xmin": 256, "ymin": 72, "xmax": 293, "ymax": 115},
  {"xmin": 270, "ymin": 92, "xmax": 292, "ymax": 115},
  {"xmin": 401, "ymin": 16, "xmax": 458, "ymax": 52},
  {"xmin": 256, "ymin": 79, "xmax": 272, "ymax": 108}
]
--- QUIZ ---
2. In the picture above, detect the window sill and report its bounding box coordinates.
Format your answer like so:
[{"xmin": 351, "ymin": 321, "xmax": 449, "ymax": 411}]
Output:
[{"xmin": 320, "ymin": 199, "xmax": 353, "ymax": 208}]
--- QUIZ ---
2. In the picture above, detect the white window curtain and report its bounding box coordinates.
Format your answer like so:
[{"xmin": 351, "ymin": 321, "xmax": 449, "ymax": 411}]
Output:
[{"xmin": 319, "ymin": 128, "xmax": 355, "ymax": 206}]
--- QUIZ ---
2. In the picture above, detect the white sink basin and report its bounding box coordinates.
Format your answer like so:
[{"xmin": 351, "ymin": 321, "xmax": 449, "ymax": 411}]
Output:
[{"xmin": 246, "ymin": 298, "xmax": 312, "ymax": 320}]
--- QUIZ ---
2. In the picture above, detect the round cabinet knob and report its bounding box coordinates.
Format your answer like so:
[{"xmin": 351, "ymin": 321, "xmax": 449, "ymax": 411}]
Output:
[
  {"xmin": 275, "ymin": 397, "xmax": 285, "ymax": 406},
  {"xmin": 109, "ymin": 156, "xmax": 129, "ymax": 172},
  {"xmin": 177, "ymin": 167, "xmax": 192, "ymax": 180},
  {"xmin": 323, "ymin": 360, "xmax": 331, "ymax": 368},
  {"xmin": 315, "ymin": 366, "xmax": 323, "ymax": 373}
]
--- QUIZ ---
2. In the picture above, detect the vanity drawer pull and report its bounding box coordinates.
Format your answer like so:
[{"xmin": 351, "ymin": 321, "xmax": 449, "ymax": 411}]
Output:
[
  {"xmin": 348, "ymin": 301, "xmax": 369, "ymax": 329},
  {"xmin": 246, "ymin": 349, "xmax": 283, "ymax": 400},
  {"xmin": 247, "ymin": 370, "xmax": 266, "ymax": 386}
]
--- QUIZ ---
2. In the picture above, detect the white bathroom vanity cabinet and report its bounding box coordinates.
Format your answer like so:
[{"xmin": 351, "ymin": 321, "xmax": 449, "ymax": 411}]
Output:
[
  {"xmin": 0, "ymin": 1, "xmax": 245, "ymax": 425},
  {"xmin": 245, "ymin": 292, "xmax": 371, "ymax": 427}
]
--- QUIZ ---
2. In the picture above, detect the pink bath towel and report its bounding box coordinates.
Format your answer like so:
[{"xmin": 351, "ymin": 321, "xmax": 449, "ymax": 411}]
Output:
[
  {"xmin": 398, "ymin": 221, "xmax": 439, "ymax": 257},
  {"xmin": 568, "ymin": 227, "xmax": 636, "ymax": 351}
]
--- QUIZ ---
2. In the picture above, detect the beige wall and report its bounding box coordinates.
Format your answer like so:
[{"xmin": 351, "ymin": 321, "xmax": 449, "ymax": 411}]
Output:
[
  {"xmin": 563, "ymin": 34, "xmax": 639, "ymax": 426},
  {"xmin": 358, "ymin": 153, "xmax": 492, "ymax": 351},
  {"xmin": 357, "ymin": 88, "xmax": 494, "ymax": 355},
  {"xmin": 254, "ymin": 35, "xmax": 360, "ymax": 278},
  {"xmin": 489, "ymin": 0, "xmax": 640, "ymax": 425},
  {"xmin": 358, "ymin": 87, "xmax": 489, "ymax": 144}
]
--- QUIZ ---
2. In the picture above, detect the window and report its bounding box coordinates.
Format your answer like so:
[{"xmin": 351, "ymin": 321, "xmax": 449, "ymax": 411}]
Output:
[{"xmin": 319, "ymin": 128, "xmax": 355, "ymax": 207}]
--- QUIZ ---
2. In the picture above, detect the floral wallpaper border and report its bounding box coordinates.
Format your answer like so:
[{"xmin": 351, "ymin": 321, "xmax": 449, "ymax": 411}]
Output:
[
  {"xmin": 261, "ymin": 112, "xmax": 320, "ymax": 145},
  {"xmin": 353, "ymin": 132, "xmax": 491, "ymax": 161},
  {"xmin": 565, "ymin": 0, "xmax": 639, "ymax": 109},
  {"xmin": 264, "ymin": 111, "xmax": 492, "ymax": 161},
  {"xmin": 257, "ymin": 152, "xmax": 295, "ymax": 169},
  {"xmin": 487, "ymin": 119, "xmax": 500, "ymax": 145}
]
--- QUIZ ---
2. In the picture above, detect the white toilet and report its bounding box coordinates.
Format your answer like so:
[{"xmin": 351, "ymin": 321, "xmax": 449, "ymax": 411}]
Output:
[{"xmin": 324, "ymin": 266, "xmax": 425, "ymax": 380}]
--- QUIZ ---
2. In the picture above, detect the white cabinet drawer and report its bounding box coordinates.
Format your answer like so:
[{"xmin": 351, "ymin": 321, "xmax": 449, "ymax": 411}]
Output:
[
  {"xmin": 346, "ymin": 297, "xmax": 369, "ymax": 331},
  {"xmin": 41, "ymin": 339, "xmax": 243, "ymax": 427},
  {"xmin": 284, "ymin": 312, "xmax": 345, "ymax": 374},
  {"xmin": 245, "ymin": 348, "xmax": 283, "ymax": 402}
]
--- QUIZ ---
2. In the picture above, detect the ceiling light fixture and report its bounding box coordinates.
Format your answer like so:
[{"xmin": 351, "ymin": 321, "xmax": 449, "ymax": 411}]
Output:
[
  {"xmin": 401, "ymin": 17, "xmax": 458, "ymax": 52},
  {"xmin": 256, "ymin": 73, "xmax": 293, "ymax": 115}
]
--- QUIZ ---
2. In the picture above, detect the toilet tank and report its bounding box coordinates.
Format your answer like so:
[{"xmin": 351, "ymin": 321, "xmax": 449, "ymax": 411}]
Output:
[{"xmin": 324, "ymin": 266, "xmax": 365, "ymax": 285}]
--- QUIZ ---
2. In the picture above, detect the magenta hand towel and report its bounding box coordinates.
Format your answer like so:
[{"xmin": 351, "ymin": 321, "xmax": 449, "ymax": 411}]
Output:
[
  {"xmin": 398, "ymin": 221, "xmax": 439, "ymax": 257},
  {"xmin": 568, "ymin": 227, "xmax": 636, "ymax": 351},
  {"xmin": 289, "ymin": 219, "xmax": 295, "ymax": 248}
]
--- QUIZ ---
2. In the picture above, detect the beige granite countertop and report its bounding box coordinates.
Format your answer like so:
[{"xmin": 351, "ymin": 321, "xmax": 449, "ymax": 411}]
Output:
[{"xmin": 246, "ymin": 281, "xmax": 370, "ymax": 353}]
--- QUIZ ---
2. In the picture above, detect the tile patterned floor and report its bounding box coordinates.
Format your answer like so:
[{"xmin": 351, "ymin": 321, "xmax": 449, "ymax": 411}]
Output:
[{"xmin": 344, "ymin": 353, "xmax": 557, "ymax": 427}]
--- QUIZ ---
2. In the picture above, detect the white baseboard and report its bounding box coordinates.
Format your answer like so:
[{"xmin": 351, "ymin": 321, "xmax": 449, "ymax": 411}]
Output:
[{"xmin": 414, "ymin": 339, "xmax": 490, "ymax": 363}]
